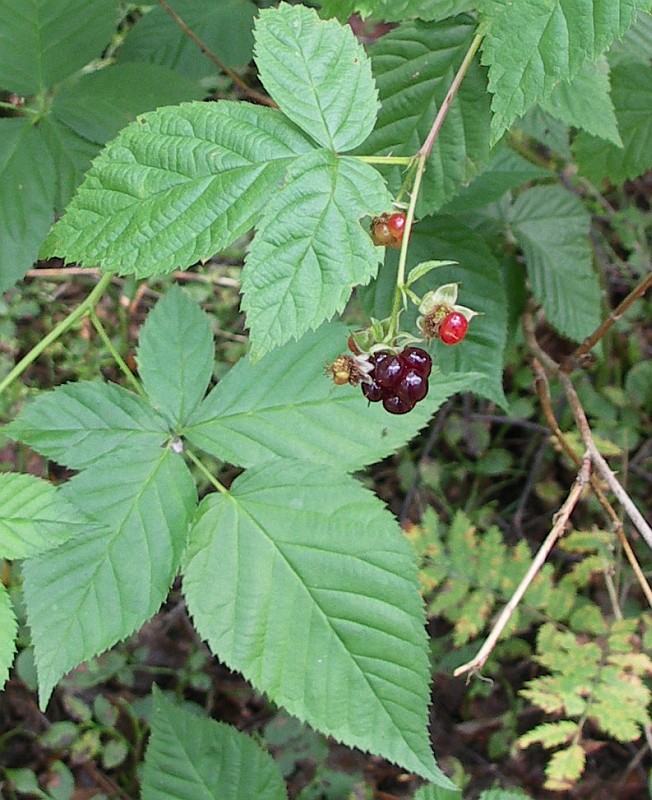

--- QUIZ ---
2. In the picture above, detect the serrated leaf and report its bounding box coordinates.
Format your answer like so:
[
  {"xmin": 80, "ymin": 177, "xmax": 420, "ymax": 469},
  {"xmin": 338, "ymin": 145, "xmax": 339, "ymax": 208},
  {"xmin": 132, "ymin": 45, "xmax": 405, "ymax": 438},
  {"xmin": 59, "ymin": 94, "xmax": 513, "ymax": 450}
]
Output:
[
  {"xmin": 141, "ymin": 688, "xmax": 287, "ymax": 800},
  {"xmin": 479, "ymin": 0, "xmax": 650, "ymax": 143},
  {"xmin": 137, "ymin": 285, "xmax": 214, "ymax": 426},
  {"xmin": 515, "ymin": 106, "xmax": 572, "ymax": 159},
  {"xmin": 540, "ymin": 58, "xmax": 622, "ymax": 146},
  {"xmin": 517, "ymin": 720, "xmax": 579, "ymax": 750},
  {"xmin": 6, "ymin": 381, "xmax": 170, "ymax": 470},
  {"xmin": 23, "ymin": 447, "xmax": 196, "ymax": 707},
  {"xmin": 38, "ymin": 115, "xmax": 99, "ymax": 211},
  {"xmin": 544, "ymin": 743, "xmax": 586, "ymax": 791},
  {"xmin": 322, "ymin": 0, "xmax": 476, "ymax": 23},
  {"xmin": 361, "ymin": 218, "xmax": 508, "ymax": 406},
  {"xmin": 0, "ymin": 0, "xmax": 118, "ymax": 95},
  {"xmin": 241, "ymin": 151, "xmax": 390, "ymax": 359},
  {"xmin": 254, "ymin": 3, "xmax": 378, "ymax": 151},
  {"xmin": 413, "ymin": 784, "xmax": 461, "ymax": 800},
  {"xmin": 0, "ymin": 473, "xmax": 85, "ymax": 559},
  {"xmin": 364, "ymin": 19, "xmax": 491, "ymax": 214},
  {"xmin": 183, "ymin": 460, "xmax": 452, "ymax": 786},
  {"xmin": 42, "ymin": 102, "xmax": 314, "ymax": 277},
  {"xmin": 119, "ymin": 0, "xmax": 256, "ymax": 79},
  {"xmin": 607, "ymin": 10, "xmax": 652, "ymax": 67},
  {"xmin": 0, "ymin": 585, "xmax": 17, "ymax": 690},
  {"xmin": 0, "ymin": 119, "xmax": 56, "ymax": 292},
  {"xmin": 508, "ymin": 185, "xmax": 602, "ymax": 342},
  {"xmin": 184, "ymin": 323, "xmax": 479, "ymax": 471},
  {"xmin": 52, "ymin": 63, "xmax": 205, "ymax": 146},
  {"xmin": 573, "ymin": 62, "xmax": 652, "ymax": 184}
]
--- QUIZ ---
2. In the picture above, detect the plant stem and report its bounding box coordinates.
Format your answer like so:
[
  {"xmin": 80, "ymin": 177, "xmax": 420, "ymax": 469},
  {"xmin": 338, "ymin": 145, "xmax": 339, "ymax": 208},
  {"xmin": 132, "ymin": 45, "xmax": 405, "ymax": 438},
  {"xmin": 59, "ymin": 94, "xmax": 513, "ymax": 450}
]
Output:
[
  {"xmin": 356, "ymin": 155, "xmax": 413, "ymax": 165},
  {"xmin": 185, "ymin": 449, "xmax": 229, "ymax": 495},
  {"xmin": 89, "ymin": 308, "xmax": 145, "ymax": 398},
  {"xmin": 0, "ymin": 272, "xmax": 113, "ymax": 396}
]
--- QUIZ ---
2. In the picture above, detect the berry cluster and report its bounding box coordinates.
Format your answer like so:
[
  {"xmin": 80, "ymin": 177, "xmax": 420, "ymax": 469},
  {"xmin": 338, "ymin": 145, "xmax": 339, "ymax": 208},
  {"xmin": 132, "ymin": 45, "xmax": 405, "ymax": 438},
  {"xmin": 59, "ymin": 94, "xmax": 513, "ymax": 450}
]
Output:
[
  {"xmin": 371, "ymin": 211, "xmax": 407, "ymax": 249},
  {"xmin": 361, "ymin": 347, "xmax": 432, "ymax": 415}
]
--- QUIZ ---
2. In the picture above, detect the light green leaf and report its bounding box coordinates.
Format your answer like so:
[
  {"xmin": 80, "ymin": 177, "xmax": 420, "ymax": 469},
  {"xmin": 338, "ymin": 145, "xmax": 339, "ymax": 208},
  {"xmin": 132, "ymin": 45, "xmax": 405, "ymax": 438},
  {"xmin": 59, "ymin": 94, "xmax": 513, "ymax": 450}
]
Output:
[
  {"xmin": 23, "ymin": 447, "xmax": 196, "ymax": 707},
  {"xmin": 518, "ymin": 720, "xmax": 580, "ymax": 749},
  {"xmin": 321, "ymin": 0, "xmax": 476, "ymax": 22},
  {"xmin": 509, "ymin": 185, "xmax": 602, "ymax": 342},
  {"xmin": 413, "ymin": 784, "xmax": 461, "ymax": 800},
  {"xmin": 364, "ymin": 18, "xmax": 491, "ymax": 214},
  {"xmin": 119, "ymin": 0, "xmax": 256, "ymax": 79},
  {"xmin": 183, "ymin": 460, "xmax": 452, "ymax": 786},
  {"xmin": 52, "ymin": 63, "xmax": 205, "ymax": 146},
  {"xmin": 479, "ymin": 791, "xmax": 533, "ymax": 800},
  {"xmin": 141, "ymin": 688, "xmax": 287, "ymax": 800},
  {"xmin": 5, "ymin": 381, "xmax": 170, "ymax": 470},
  {"xmin": 540, "ymin": 59, "xmax": 622, "ymax": 146},
  {"xmin": 0, "ymin": 473, "xmax": 85, "ymax": 559},
  {"xmin": 0, "ymin": 584, "xmax": 17, "ymax": 690},
  {"xmin": 573, "ymin": 62, "xmax": 652, "ymax": 184},
  {"xmin": 241, "ymin": 151, "xmax": 391, "ymax": 359},
  {"xmin": 137, "ymin": 285, "xmax": 214, "ymax": 426},
  {"xmin": 406, "ymin": 260, "xmax": 457, "ymax": 287},
  {"xmin": 38, "ymin": 115, "xmax": 99, "ymax": 211},
  {"xmin": 361, "ymin": 218, "xmax": 508, "ymax": 407},
  {"xmin": 0, "ymin": 0, "xmax": 118, "ymax": 95},
  {"xmin": 0, "ymin": 119, "xmax": 56, "ymax": 292},
  {"xmin": 607, "ymin": 10, "xmax": 652, "ymax": 67},
  {"xmin": 515, "ymin": 106, "xmax": 572, "ymax": 159},
  {"xmin": 545, "ymin": 743, "xmax": 586, "ymax": 790},
  {"xmin": 479, "ymin": 0, "xmax": 650, "ymax": 143},
  {"xmin": 42, "ymin": 102, "xmax": 314, "ymax": 277},
  {"xmin": 184, "ymin": 323, "xmax": 479, "ymax": 471},
  {"xmin": 441, "ymin": 143, "xmax": 551, "ymax": 214},
  {"xmin": 254, "ymin": 3, "xmax": 378, "ymax": 151}
]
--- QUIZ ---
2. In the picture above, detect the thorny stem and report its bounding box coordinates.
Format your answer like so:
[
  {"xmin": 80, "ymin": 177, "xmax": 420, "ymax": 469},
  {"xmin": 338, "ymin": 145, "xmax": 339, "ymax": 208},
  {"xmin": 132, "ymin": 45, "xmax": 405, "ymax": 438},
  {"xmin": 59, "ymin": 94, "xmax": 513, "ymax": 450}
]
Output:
[
  {"xmin": 454, "ymin": 453, "xmax": 592, "ymax": 678},
  {"xmin": 0, "ymin": 272, "xmax": 113, "ymax": 396},
  {"xmin": 156, "ymin": 0, "xmax": 276, "ymax": 108}
]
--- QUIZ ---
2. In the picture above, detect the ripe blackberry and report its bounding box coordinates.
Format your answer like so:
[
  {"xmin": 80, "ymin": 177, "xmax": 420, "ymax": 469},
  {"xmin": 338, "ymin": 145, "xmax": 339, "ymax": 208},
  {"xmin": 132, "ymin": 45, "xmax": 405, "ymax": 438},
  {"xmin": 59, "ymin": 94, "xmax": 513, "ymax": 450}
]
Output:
[{"xmin": 360, "ymin": 347, "xmax": 432, "ymax": 414}]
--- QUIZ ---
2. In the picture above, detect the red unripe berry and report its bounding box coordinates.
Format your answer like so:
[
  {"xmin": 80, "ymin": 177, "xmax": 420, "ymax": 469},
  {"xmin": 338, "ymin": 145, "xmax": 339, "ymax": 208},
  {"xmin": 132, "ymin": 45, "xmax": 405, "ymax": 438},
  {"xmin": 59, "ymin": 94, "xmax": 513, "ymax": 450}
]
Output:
[
  {"xmin": 387, "ymin": 212, "xmax": 406, "ymax": 241},
  {"xmin": 439, "ymin": 311, "xmax": 468, "ymax": 345}
]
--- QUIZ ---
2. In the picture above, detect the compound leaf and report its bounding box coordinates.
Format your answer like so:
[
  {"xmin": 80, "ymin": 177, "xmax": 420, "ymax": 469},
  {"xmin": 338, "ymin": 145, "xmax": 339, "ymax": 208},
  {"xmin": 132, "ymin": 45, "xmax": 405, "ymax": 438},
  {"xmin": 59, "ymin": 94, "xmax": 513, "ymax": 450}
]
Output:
[
  {"xmin": 119, "ymin": 0, "xmax": 257, "ymax": 79},
  {"xmin": 0, "ymin": 585, "xmax": 17, "ymax": 690},
  {"xmin": 509, "ymin": 185, "xmax": 602, "ymax": 342},
  {"xmin": 0, "ymin": 119, "xmax": 56, "ymax": 292},
  {"xmin": 42, "ymin": 102, "xmax": 314, "ymax": 277},
  {"xmin": 364, "ymin": 18, "xmax": 491, "ymax": 214},
  {"xmin": 241, "ymin": 151, "xmax": 391, "ymax": 359},
  {"xmin": 0, "ymin": 473, "xmax": 85, "ymax": 559},
  {"xmin": 23, "ymin": 447, "xmax": 196, "ymax": 708},
  {"xmin": 573, "ymin": 62, "xmax": 652, "ymax": 183},
  {"xmin": 254, "ymin": 3, "xmax": 378, "ymax": 151},
  {"xmin": 141, "ymin": 688, "xmax": 287, "ymax": 800},
  {"xmin": 184, "ymin": 323, "xmax": 478, "ymax": 471},
  {"xmin": 479, "ymin": 0, "xmax": 650, "ymax": 143},
  {"xmin": 183, "ymin": 460, "xmax": 453, "ymax": 786},
  {"xmin": 137, "ymin": 285, "xmax": 215, "ymax": 427},
  {"xmin": 5, "ymin": 381, "xmax": 170, "ymax": 470},
  {"xmin": 0, "ymin": 0, "xmax": 118, "ymax": 95}
]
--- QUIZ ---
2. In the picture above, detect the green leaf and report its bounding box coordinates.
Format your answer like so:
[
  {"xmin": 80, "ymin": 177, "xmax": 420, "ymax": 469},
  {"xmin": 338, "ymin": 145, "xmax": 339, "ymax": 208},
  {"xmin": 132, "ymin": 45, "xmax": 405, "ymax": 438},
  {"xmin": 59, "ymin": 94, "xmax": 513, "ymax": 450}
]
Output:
[
  {"xmin": 141, "ymin": 688, "xmax": 287, "ymax": 800},
  {"xmin": 5, "ymin": 381, "xmax": 170, "ymax": 470},
  {"xmin": 51, "ymin": 63, "xmax": 205, "ymax": 146},
  {"xmin": 0, "ymin": 584, "xmax": 17, "ymax": 690},
  {"xmin": 361, "ymin": 218, "xmax": 508, "ymax": 406},
  {"xmin": 508, "ymin": 185, "xmax": 602, "ymax": 342},
  {"xmin": 23, "ymin": 447, "xmax": 196, "ymax": 707},
  {"xmin": 183, "ymin": 460, "xmax": 452, "ymax": 786},
  {"xmin": 540, "ymin": 58, "xmax": 622, "ymax": 146},
  {"xmin": 406, "ymin": 260, "xmax": 457, "ymax": 287},
  {"xmin": 184, "ymin": 323, "xmax": 479, "ymax": 471},
  {"xmin": 254, "ymin": 3, "xmax": 378, "ymax": 151},
  {"xmin": 518, "ymin": 720, "xmax": 579, "ymax": 749},
  {"xmin": 0, "ymin": 473, "xmax": 85, "ymax": 559},
  {"xmin": 545, "ymin": 743, "xmax": 586, "ymax": 790},
  {"xmin": 0, "ymin": 0, "xmax": 118, "ymax": 95},
  {"xmin": 38, "ymin": 115, "xmax": 99, "ymax": 211},
  {"xmin": 479, "ymin": 0, "xmax": 650, "ymax": 143},
  {"xmin": 321, "ymin": 0, "xmax": 476, "ymax": 23},
  {"xmin": 119, "ymin": 0, "xmax": 257, "ymax": 79},
  {"xmin": 607, "ymin": 10, "xmax": 652, "ymax": 67},
  {"xmin": 42, "ymin": 102, "xmax": 314, "ymax": 276},
  {"xmin": 0, "ymin": 119, "xmax": 56, "ymax": 292},
  {"xmin": 137, "ymin": 285, "xmax": 215, "ymax": 426},
  {"xmin": 573, "ymin": 62, "xmax": 652, "ymax": 184},
  {"xmin": 413, "ymin": 784, "xmax": 461, "ymax": 800},
  {"xmin": 241, "ymin": 151, "xmax": 391, "ymax": 359},
  {"xmin": 364, "ymin": 18, "xmax": 491, "ymax": 214},
  {"xmin": 441, "ymin": 143, "xmax": 551, "ymax": 214}
]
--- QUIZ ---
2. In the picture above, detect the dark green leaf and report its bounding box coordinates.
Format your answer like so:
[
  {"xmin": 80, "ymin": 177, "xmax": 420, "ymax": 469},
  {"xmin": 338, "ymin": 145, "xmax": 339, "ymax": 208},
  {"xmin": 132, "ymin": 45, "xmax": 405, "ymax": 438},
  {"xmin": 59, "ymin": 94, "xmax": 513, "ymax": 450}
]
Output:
[
  {"xmin": 321, "ymin": 0, "xmax": 475, "ymax": 22},
  {"xmin": 141, "ymin": 688, "xmax": 288, "ymax": 800},
  {"xmin": 38, "ymin": 115, "xmax": 99, "ymax": 211},
  {"xmin": 0, "ymin": 585, "xmax": 17, "ymax": 690}
]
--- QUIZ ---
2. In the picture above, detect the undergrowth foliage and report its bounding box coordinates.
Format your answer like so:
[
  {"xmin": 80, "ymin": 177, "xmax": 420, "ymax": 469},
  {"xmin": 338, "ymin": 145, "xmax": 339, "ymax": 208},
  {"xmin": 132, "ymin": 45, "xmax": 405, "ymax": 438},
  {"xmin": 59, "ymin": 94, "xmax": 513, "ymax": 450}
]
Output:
[{"xmin": 1, "ymin": 1, "xmax": 651, "ymax": 798}]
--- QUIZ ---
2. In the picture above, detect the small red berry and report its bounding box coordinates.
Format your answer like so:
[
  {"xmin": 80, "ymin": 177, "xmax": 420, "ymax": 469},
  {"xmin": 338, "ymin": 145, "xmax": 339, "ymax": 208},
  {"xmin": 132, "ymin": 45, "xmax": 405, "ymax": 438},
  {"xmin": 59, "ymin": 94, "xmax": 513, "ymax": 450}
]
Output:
[
  {"xmin": 439, "ymin": 311, "xmax": 468, "ymax": 345},
  {"xmin": 386, "ymin": 212, "xmax": 406, "ymax": 241},
  {"xmin": 372, "ymin": 221, "xmax": 393, "ymax": 246}
]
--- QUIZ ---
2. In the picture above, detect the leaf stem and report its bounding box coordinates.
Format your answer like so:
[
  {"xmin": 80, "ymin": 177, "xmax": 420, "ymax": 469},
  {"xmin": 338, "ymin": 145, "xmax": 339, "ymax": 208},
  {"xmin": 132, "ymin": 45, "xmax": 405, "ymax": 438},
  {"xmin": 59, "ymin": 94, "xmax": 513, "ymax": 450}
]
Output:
[
  {"xmin": 185, "ymin": 449, "xmax": 229, "ymax": 495},
  {"xmin": 356, "ymin": 155, "xmax": 413, "ymax": 165},
  {"xmin": 88, "ymin": 308, "xmax": 145, "ymax": 398},
  {"xmin": 0, "ymin": 101, "xmax": 38, "ymax": 115},
  {"xmin": 0, "ymin": 272, "xmax": 113, "ymax": 396}
]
